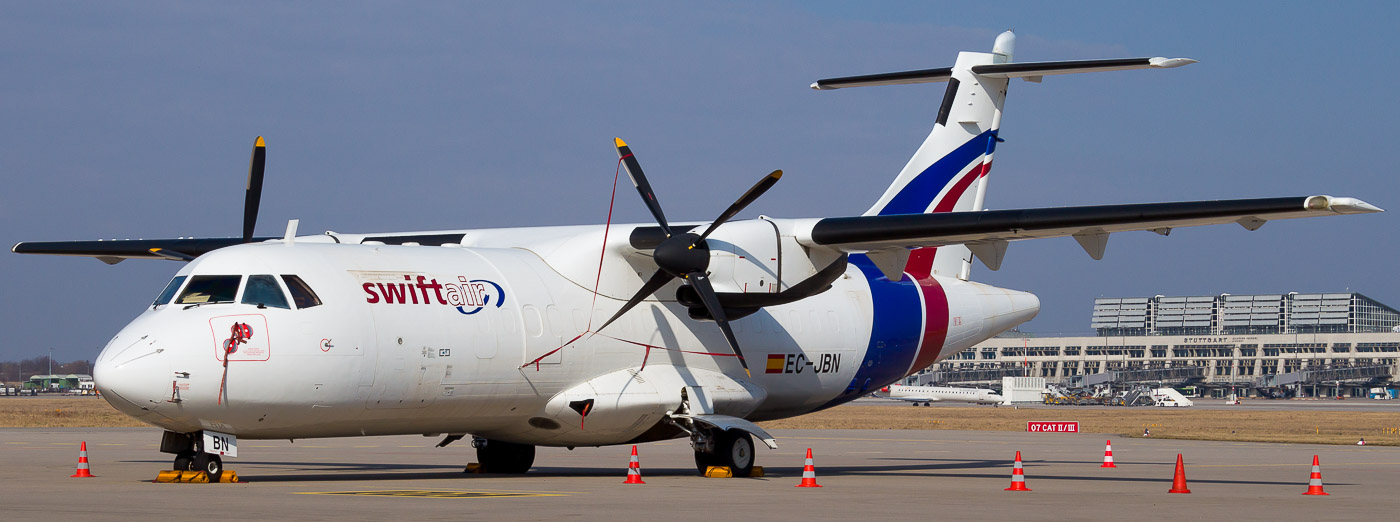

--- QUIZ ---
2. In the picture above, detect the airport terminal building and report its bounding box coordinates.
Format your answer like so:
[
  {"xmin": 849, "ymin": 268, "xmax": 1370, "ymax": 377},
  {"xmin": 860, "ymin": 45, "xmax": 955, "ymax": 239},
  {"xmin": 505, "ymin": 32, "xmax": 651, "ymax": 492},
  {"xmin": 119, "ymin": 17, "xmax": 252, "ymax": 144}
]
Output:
[{"xmin": 911, "ymin": 292, "xmax": 1400, "ymax": 398}]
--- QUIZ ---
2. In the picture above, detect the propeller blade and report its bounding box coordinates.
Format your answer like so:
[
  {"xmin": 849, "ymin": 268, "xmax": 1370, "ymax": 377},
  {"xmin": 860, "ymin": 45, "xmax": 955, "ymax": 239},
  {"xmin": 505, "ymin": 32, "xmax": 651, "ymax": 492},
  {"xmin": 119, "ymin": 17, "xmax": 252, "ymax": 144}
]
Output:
[
  {"xmin": 595, "ymin": 269, "xmax": 676, "ymax": 334},
  {"xmin": 614, "ymin": 138, "xmax": 672, "ymax": 236},
  {"xmin": 687, "ymin": 272, "xmax": 750, "ymax": 377},
  {"xmin": 696, "ymin": 169, "xmax": 783, "ymax": 242},
  {"xmin": 242, "ymin": 136, "xmax": 267, "ymax": 243}
]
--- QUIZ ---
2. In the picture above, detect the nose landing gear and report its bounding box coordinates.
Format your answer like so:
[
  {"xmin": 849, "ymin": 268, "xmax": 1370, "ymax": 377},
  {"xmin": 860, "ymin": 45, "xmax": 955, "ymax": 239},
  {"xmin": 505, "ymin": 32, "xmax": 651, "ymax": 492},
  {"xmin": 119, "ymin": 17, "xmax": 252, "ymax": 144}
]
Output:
[
  {"xmin": 193, "ymin": 453, "xmax": 224, "ymax": 479},
  {"xmin": 159, "ymin": 431, "xmax": 228, "ymax": 483}
]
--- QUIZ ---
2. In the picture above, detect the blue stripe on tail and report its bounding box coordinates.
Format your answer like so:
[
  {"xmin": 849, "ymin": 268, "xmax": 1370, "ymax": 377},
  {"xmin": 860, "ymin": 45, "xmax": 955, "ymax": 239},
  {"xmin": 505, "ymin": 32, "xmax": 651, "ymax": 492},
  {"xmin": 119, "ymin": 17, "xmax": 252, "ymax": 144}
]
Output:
[{"xmin": 878, "ymin": 129, "xmax": 996, "ymax": 216}]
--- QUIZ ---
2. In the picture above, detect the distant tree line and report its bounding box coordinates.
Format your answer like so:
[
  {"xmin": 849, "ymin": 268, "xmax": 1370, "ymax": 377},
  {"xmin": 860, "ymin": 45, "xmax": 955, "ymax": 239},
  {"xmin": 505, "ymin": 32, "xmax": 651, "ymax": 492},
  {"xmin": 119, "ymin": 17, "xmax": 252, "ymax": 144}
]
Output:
[{"xmin": 0, "ymin": 357, "xmax": 95, "ymax": 383}]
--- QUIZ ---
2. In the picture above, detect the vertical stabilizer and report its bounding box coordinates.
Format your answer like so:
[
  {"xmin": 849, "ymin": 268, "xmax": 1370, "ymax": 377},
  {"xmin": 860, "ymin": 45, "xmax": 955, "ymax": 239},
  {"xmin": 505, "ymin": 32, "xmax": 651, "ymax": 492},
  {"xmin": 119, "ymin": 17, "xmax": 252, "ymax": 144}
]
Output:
[{"xmin": 863, "ymin": 32, "xmax": 1012, "ymax": 280}]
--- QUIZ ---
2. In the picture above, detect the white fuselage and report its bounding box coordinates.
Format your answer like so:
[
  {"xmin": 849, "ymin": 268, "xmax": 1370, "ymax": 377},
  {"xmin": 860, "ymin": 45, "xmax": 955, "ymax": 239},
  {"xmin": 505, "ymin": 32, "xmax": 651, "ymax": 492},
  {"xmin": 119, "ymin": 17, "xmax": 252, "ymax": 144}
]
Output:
[
  {"xmin": 94, "ymin": 221, "xmax": 1039, "ymax": 447},
  {"xmin": 880, "ymin": 384, "xmax": 1003, "ymax": 405}
]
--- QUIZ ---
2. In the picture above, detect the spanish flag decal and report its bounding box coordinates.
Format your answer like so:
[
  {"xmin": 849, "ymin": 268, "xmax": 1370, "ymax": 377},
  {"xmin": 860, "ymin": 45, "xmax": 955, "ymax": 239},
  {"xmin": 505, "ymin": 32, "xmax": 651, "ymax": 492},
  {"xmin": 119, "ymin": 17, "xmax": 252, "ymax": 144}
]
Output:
[{"xmin": 765, "ymin": 354, "xmax": 784, "ymax": 374}]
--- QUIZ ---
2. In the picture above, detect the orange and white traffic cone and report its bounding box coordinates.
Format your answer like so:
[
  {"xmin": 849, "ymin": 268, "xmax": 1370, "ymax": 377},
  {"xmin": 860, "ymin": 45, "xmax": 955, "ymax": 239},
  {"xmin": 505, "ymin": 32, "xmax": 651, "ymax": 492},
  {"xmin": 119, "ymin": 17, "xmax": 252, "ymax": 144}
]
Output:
[
  {"xmin": 1302, "ymin": 455, "xmax": 1329, "ymax": 496},
  {"xmin": 795, "ymin": 448, "xmax": 822, "ymax": 487},
  {"xmin": 70, "ymin": 441, "xmax": 93, "ymax": 478},
  {"xmin": 1004, "ymin": 451, "xmax": 1030, "ymax": 491},
  {"xmin": 623, "ymin": 445, "xmax": 645, "ymax": 484},
  {"xmin": 1101, "ymin": 440, "xmax": 1117, "ymax": 468},
  {"xmin": 1168, "ymin": 453, "xmax": 1191, "ymax": 493}
]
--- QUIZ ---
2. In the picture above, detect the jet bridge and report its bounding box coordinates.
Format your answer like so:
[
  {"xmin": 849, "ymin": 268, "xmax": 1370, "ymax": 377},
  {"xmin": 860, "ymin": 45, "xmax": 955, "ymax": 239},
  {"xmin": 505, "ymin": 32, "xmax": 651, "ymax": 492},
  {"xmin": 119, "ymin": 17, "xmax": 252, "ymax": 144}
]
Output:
[
  {"xmin": 1256, "ymin": 364, "xmax": 1393, "ymax": 388},
  {"xmin": 1082, "ymin": 366, "xmax": 1206, "ymax": 387}
]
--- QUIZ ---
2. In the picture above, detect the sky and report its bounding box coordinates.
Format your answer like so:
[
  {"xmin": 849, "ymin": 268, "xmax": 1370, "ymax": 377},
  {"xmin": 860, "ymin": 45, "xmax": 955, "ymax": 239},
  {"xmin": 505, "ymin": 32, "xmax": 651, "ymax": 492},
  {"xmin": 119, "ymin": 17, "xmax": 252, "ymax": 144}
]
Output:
[{"xmin": 2, "ymin": 1, "xmax": 1397, "ymax": 364}]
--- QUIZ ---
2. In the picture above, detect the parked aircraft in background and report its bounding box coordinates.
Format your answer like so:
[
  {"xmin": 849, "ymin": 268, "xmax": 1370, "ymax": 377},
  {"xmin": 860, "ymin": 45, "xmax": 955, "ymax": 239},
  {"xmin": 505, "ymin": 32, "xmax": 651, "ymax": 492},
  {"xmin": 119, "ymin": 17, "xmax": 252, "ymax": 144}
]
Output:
[
  {"xmin": 878, "ymin": 385, "xmax": 1002, "ymax": 406},
  {"xmin": 12, "ymin": 31, "xmax": 1380, "ymax": 480}
]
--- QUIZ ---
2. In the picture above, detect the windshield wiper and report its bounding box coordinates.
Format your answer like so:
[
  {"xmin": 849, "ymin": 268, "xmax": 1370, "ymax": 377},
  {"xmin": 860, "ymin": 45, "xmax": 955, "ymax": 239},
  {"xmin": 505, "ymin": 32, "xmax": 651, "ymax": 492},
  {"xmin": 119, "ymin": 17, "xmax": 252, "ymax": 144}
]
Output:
[{"xmin": 182, "ymin": 301, "xmax": 231, "ymax": 310}]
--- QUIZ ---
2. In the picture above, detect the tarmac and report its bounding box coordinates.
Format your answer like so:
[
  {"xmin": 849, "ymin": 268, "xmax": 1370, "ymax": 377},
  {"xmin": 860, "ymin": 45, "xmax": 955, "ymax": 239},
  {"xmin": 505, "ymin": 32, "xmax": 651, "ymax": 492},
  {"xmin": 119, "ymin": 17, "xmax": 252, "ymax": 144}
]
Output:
[
  {"xmin": 852, "ymin": 396, "xmax": 1400, "ymax": 411},
  {"xmin": 3, "ymin": 425, "xmax": 1396, "ymax": 520}
]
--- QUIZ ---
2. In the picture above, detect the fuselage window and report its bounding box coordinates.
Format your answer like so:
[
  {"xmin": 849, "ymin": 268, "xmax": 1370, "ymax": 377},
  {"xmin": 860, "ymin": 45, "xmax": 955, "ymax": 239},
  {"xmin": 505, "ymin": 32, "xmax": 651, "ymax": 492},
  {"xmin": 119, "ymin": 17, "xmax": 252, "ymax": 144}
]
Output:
[
  {"xmin": 281, "ymin": 275, "xmax": 323, "ymax": 309},
  {"xmin": 242, "ymin": 275, "xmax": 291, "ymax": 309},
  {"xmin": 153, "ymin": 275, "xmax": 188, "ymax": 306},
  {"xmin": 175, "ymin": 275, "xmax": 242, "ymax": 305}
]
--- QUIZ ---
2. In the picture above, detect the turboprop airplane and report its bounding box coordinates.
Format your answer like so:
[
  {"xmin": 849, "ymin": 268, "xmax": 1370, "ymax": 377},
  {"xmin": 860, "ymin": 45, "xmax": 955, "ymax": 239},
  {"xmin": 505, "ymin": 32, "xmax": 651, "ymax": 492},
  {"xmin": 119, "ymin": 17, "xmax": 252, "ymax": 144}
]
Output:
[
  {"xmin": 12, "ymin": 31, "xmax": 1382, "ymax": 480},
  {"xmin": 877, "ymin": 385, "xmax": 1002, "ymax": 406}
]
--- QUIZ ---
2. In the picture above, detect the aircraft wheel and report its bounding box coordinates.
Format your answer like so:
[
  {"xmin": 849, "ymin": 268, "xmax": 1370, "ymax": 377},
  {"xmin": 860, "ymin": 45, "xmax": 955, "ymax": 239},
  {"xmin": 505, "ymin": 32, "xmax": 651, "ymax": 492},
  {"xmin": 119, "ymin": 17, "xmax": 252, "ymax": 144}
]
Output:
[
  {"xmin": 173, "ymin": 451, "xmax": 196, "ymax": 471},
  {"xmin": 476, "ymin": 439, "xmax": 535, "ymax": 474},
  {"xmin": 194, "ymin": 453, "xmax": 223, "ymax": 482},
  {"xmin": 713, "ymin": 430, "xmax": 755, "ymax": 477},
  {"xmin": 693, "ymin": 449, "xmax": 717, "ymax": 475},
  {"xmin": 911, "ymin": 403, "xmax": 919, "ymax": 407}
]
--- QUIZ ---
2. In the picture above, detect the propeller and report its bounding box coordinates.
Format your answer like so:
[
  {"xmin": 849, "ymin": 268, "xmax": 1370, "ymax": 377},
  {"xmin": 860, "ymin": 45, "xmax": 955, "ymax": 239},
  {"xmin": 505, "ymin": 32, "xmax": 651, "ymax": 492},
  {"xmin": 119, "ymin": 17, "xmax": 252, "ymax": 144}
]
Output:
[
  {"xmin": 242, "ymin": 136, "xmax": 267, "ymax": 243},
  {"xmin": 597, "ymin": 138, "xmax": 783, "ymax": 377}
]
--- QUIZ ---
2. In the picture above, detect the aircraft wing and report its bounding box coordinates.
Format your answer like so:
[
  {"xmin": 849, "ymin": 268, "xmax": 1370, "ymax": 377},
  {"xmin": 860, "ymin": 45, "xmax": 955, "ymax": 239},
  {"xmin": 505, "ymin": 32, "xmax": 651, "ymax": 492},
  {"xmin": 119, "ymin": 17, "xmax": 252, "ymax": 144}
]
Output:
[
  {"xmin": 11, "ymin": 237, "xmax": 279, "ymax": 264},
  {"xmin": 796, "ymin": 195, "xmax": 1380, "ymax": 270}
]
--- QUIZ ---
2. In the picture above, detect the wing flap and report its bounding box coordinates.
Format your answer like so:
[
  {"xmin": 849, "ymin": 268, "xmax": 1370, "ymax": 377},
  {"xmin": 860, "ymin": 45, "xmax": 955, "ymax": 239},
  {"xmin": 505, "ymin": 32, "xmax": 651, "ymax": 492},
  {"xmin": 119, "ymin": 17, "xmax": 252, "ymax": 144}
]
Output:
[{"xmin": 803, "ymin": 195, "xmax": 1381, "ymax": 251}]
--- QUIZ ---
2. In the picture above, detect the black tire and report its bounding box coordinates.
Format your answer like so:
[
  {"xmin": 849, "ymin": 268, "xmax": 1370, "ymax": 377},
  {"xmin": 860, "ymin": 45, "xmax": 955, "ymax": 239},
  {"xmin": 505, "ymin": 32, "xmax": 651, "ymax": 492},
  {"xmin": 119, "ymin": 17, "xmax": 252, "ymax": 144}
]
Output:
[
  {"xmin": 694, "ymin": 448, "xmax": 717, "ymax": 475},
  {"xmin": 173, "ymin": 451, "xmax": 196, "ymax": 471},
  {"xmin": 193, "ymin": 454, "xmax": 223, "ymax": 482},
  {"xmin": 714, "ymin": 430, "xmax": 755, "ymax": 477},
  {"xmin": 476, "ymin": 439, "xmax": 535, "ymax": 474}
]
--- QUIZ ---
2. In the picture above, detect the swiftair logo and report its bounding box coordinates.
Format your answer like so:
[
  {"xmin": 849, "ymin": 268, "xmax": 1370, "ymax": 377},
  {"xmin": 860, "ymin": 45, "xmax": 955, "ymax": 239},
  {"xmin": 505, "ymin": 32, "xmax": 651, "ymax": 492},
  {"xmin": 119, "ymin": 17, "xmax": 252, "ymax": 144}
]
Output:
[{"xmin": 361, "ymin": 274, "xmax": 505, "ymax": 315}]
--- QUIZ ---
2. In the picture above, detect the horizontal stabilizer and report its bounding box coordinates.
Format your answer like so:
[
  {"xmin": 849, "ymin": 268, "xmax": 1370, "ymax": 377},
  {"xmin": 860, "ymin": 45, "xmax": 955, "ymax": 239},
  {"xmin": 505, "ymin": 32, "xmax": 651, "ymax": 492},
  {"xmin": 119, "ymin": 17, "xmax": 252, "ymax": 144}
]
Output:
[
  {"xmin": 811, "ymin": 67, "xmax": 952, "ymax": 90},
  {"xmin": 811, "ymin": 57, "xmax": 1194, "ymax": 90},
  {"xmin": 971, "ymin": 57, "xmax": 1196, "ymax": 79},
  {"xmin": 799, "ymin": 195, "xmax": 1381, "ymax": 251}
]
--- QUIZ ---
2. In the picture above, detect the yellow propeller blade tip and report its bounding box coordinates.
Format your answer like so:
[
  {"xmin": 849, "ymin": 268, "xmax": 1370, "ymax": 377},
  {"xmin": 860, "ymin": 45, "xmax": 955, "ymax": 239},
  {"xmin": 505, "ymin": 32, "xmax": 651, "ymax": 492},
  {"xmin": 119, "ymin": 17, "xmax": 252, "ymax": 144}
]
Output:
[
  {"xmin": 254, "ymin": 136, "xmax": 265, "ymax": 148},
  {"xmin": 148, "ymin": 248, "xmax": 162, "ymax": 254},
  {"xmin": 771, "ymin": 170, "xmax": 783, "ymax": 179},
  {"xmin": 613, "ymin": 137, "xmax": 627, "ymax": 148}
]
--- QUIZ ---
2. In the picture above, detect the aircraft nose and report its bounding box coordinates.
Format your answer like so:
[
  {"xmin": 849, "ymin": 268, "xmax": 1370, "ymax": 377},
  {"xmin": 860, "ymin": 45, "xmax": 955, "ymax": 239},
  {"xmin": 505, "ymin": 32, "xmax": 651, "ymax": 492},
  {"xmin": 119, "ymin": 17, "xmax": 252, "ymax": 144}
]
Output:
[{"xmin": 94, "ymin": 335, "xmax": 170, "ymax": 418}]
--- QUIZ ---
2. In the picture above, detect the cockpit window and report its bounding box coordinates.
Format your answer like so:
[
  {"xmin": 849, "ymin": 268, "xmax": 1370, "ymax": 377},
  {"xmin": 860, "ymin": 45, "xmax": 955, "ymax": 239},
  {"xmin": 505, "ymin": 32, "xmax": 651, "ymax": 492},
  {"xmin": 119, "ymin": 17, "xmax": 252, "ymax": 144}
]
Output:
[
  {"xmin": 153, "ymin": 275, "xmax": 187, "ymax": 306},
  {"xmin": 281, "ymin": 275, "xmax": 322, "ymax": 309},
  {"xmin": 176, "ymin": 275, "xmax": 242, "ymax": 304},
  {"xmin": 241, "ymin": 275, "xmax": 291, "ymax": 309}
]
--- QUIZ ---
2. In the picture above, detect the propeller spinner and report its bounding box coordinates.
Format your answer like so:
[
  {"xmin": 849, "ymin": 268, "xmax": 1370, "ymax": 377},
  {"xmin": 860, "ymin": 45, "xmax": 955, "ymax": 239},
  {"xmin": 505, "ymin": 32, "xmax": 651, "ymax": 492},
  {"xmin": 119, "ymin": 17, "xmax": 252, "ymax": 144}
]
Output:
[{"xmin": 597, "ymin": 138, "xmax": 782, "ymax": 377}]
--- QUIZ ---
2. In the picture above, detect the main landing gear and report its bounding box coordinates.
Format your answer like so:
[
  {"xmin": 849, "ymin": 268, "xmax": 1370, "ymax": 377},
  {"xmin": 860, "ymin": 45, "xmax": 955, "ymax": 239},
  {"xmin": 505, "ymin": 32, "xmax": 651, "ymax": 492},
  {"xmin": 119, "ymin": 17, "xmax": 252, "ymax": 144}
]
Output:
[
  {"xmin": 160, "ymin": 431, "xmax": 225, "ymax": 482},
  {"xmin": 472, "ymin": 437, "xmax": 535, "ymax": 474},
  {"xmin": 692, "ymin": 428, "xmax": 756, "ymax": 477}
]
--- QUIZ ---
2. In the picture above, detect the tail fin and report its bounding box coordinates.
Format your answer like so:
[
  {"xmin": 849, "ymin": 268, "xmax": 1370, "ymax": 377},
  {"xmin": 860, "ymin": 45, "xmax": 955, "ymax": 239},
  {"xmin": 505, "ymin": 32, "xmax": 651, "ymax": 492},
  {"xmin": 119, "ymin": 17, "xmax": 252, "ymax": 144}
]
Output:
[{"xmin": 813, "ymin": 31, "xmax": 1194, "ymax": 280}]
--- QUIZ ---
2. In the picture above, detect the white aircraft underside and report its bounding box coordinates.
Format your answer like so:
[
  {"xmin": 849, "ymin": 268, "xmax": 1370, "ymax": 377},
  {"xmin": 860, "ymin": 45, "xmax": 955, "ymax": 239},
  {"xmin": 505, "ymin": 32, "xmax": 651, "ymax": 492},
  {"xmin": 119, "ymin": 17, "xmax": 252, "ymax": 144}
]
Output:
[{"xmin": 13, "ymin": 31, "xmax": 1382, "ymax": 477}]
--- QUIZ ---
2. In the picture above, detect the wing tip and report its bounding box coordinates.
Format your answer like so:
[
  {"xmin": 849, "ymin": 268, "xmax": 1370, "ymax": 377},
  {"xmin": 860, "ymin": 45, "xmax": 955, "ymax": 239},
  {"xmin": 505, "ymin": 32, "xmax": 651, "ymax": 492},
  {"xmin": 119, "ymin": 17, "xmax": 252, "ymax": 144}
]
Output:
[
  {"xmin": 1149, "ymin": 57, "xmax": 1198, "ymax": 68},
  {"xmin": 1313, "ymin": 195, "xmax": 1384, "ymax": 214}
]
